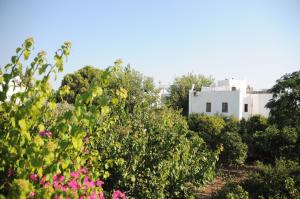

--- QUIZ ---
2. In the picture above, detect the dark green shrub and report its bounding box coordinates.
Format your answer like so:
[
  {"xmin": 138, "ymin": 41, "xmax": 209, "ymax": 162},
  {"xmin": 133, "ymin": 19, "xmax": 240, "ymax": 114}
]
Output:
[
  {"xmin": 188, "ymin": 114, "xmax": 247, "ymax": 165},
  {"xmin": 221, "ymin": 116, "xmax": 240, "ymax": 133},
  {"xmin": 213, "ymin": 184, "xmax": 249, "ymax": 199},
  {"xmin": 220, "ymin": 132, "xmax": 248, "ymax": 165},
  {"xmin": 188, "ymin": 113, "xmax": 225, "ymax": 149},
  {"xmin": 253, "ymin": 126, "xmax": 298, "ymax": 162},
  {"xmin": 242, "ymin": 159, "xmax": 300, "ymax": 199}
]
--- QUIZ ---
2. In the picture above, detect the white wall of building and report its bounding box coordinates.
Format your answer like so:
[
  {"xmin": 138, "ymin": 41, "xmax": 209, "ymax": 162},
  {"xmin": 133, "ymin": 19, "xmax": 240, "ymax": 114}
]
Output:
[{"xmin": 189, "ymin": 79, "xmax": 272, "ymax": 120}]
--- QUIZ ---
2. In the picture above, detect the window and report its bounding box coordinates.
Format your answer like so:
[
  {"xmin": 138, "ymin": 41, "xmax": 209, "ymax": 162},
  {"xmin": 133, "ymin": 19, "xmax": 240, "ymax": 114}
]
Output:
[
  {"xmin": 232, "ymin": 87, "xmax": 237, "ymax": 91},
  {"xmin": 206, "ymin": 102, "xmax": 211, "ymax": 112},
  {"xmin": 244, "ymin": 104, "xmax": 248, "ymax": 112},
  {"xmin": 222, "ymin": 102, "xmax": 228, "ymax": 112}
]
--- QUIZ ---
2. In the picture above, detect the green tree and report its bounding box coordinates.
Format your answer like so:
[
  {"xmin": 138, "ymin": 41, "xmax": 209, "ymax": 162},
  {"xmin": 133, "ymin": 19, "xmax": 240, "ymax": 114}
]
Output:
[
  {"xmin": 167, "ymin": 73, "xmax": 213, "ymax": 116},
  {"xmin": 58, "ymin": 61, "xmax": 159, "ymax": 112},
  {"xmin": 58, "ymin": 65, "xmax": 103, "ymax": 103},
  {"xmin": 266, "ymin": 70, "xmax": 300, "ymax": 131}
]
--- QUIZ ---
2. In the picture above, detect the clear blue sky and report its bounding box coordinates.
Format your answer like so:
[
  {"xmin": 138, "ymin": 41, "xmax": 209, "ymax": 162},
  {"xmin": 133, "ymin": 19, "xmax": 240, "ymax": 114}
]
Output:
[{"xmin": 0, "ymin": 0, "xmax": 299, "ymax": 89}]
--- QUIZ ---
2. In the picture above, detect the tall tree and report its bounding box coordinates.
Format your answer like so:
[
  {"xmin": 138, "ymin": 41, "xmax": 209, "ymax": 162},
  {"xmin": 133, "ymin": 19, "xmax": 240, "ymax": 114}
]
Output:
[
  {"xmin": 58, "ymin": 65, "xmax": 102, "ymax": 103},
  {"xmin": 57, "ymin": 60, "xmax": 159, "ymax": 112},
  {"xmin": 167, "ymin": 73, "xmax": 213, "ymax": 116},
  {"xmin": 266, "ymin": 70, "xmax": 300, "ymax": 131}
]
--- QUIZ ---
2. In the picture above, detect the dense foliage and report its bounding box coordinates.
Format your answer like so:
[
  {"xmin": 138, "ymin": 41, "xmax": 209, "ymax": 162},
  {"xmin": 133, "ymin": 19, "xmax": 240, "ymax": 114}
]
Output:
[
  {"xmin": 0, "ymin": 39, "xmax": 221, "ymax": 198},
  {"xmin": 215, "ymin": 159, "xmax": 300, "ymax": 199},
  {"xmin": 188, "ymin": 114, "xmax": 247, "ymax": 165},
  {"xmin": 58, "ymin": 61, "xmax": 159, "ymax": 113},
  {"xmin": 242, "ymin": 159, "xmax": 300, "ymax": 199},
  {"xmin": 266, "ymin": 70, "xmax": 300, "ymax": 131},
  {"xmin": 167, "ymin": 73, "xmax": 213, "ymax": 116}
]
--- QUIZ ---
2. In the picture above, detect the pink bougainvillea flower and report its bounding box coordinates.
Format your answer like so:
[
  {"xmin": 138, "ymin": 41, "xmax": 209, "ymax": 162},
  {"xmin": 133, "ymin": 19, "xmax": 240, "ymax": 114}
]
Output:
[
  {"xmin": 39, "ymin": 131, "xmax": 52, "ymax": 138},
  {"xmin": 54, "ymin": 195, "xmax": 61, "ymax": 199},
  {"xmin": 70, "ymin": 171, "xmax": 80, "ymax": 178},
  {"xmin": 89, "ymin": 180, "xmax": 95, "ymax": 188},
  {"xmin": 89, "ymin": 192, "xmax": 97, "ymax": 199},
  {"xmin": 96, "ymin": 180, "xmax": 104, "ymax": 187},
  {"xmin": 80, "ymin": 167, "xmax": 88, "ymax": 174},
  {"xmin": 83, "ymin": 176, "xmax": 89, "ymax": 185},
  {"xmin": 53, "ymin": 174, "xmax": 64, "ymax": 182},
  {"xmin": 28, "ymin": 191, "xmax": 36, "ymax": 198},
  {"xmin": 29, "ymin": 174, "xmax": 39, "ymax": 183},
  {"xmin": 113, "ymin": 190, "xmax": 126, "ymax": 199},
  {"xmin": 68, "ymin": 180, "xmax": 79, "ymax": 190},
  {"xmin": 99, "ymin": 192, "xmax": 105, "ymax": 199},
  {"xmin": 43, "ymin": 182, "xmax": 50, "ymax": 188}
]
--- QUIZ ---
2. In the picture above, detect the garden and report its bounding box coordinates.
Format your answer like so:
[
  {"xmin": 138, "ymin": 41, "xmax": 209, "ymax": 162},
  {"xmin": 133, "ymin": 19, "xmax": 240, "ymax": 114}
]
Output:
[{"xmin": 0, "ymin": 39, "xmax": 299, "ymax": 199}]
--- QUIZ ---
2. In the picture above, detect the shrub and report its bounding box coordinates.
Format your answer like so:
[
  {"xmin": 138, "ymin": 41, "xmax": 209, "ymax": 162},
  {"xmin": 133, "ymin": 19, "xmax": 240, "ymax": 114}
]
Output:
[
  {"xmin": 188, "ymin": 113, "xmax": 225, "ymax": 150},
  {"xmin": 219, "ymin": 132, "xmax": 248, "ymax": 165},
  {"xmin": 188, "ymin": 114, "xmax": 247, "ymax": 165},
  {"xmin": 213, "ymin": 184, "xmax": 249, "ymax": 199},
  {"xmin": 253, "ymin": 126, "xmax": 298, "ymax": 162},
  {"xmin": 242, "ymin": 159, "xmax": 300, "ymax": 199},
  {"xmin": 0, "ymin": 39, "xmax": 220, "ymax": 198},
  {"xmin": 239, "ymin": 115, "xmax": 269, "ymax": 160}
]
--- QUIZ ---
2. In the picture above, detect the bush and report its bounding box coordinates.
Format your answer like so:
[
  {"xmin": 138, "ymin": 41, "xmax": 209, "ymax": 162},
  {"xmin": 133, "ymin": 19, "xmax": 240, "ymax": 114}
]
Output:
[
  {"xmin": 219, "ymin": 132, "xmax": 248, "ymax": 166},
  {"xmin": 188, "ymin": 114, "xmax": 247, "ymax": 165},
  {"xmin": 213, "ymin": 184, "xmax": 249, "ymax": 199},
  {"xmin": 0, "ymin": 39, "xmax": 221, "ymax": 198},
  {"xmin": 253, "ymin": 126, "xmax": 298, "ymax": 162},
  {"xmin": 188, "ymin": 113, "xmax": 225, "ymax": 150},
  {"xmin": 242, "ymin": 159, "xmax": 300, "ymax": 199}
]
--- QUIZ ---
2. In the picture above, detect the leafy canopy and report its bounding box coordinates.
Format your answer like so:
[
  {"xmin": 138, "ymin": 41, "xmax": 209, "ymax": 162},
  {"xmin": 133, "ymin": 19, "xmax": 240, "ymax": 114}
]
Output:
[{"xmin": 167, "ymin": 73, "xmax": 213, "ymax": 116}]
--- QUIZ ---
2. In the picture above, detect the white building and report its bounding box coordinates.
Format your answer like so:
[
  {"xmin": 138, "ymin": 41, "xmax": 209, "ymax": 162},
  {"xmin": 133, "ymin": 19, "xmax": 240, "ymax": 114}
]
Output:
[{"xmin": 188, "ymin": 78, "xmax": 272, "ymax": 119}]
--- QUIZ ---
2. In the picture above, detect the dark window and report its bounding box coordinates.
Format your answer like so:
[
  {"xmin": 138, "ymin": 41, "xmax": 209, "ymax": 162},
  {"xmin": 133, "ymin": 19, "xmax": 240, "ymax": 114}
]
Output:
[
  {"xmin": 222, "ymin": 102, "xmax": 228, "ymax": 112},
  {"xmin": 206, "ymin": 102, "xmax": 211, "ymax": 112},
  {"xmin": 244, "ymin": 104, "xmax": 248, "ymax": 112},
  {"xmin": 232, "ymin": 87, "xmax": 237, "ymax": 91}
]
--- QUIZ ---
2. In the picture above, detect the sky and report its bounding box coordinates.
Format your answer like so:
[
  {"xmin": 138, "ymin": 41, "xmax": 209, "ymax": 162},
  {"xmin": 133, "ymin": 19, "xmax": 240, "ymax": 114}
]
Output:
[{"xmin": 0, "ymin": 0, "xmax": 299, "ymax": 90}]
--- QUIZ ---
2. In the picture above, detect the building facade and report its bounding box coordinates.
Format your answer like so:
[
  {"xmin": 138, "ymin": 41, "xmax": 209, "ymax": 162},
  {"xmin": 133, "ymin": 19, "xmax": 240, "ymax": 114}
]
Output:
[{"xmin": 188, "ymin": 78, "xmax": 272, "ymax": 119}]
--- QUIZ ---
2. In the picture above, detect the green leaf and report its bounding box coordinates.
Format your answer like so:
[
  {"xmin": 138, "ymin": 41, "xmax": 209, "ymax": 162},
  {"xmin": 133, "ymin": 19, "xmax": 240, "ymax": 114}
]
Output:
[
  {"xmin": 101, "ymin": 106, "xmax": 110, "ymax": 115},
  {"xmin": 18, "ymin": 119, "xmax": 27, "ymax": 131},
  {"xmin": 16, "ymin": 47, "xmax": 22, "ymax": 53},
  {"xmin": 31, "ymin": 157, "xmax": 43, "ymax": 168},
  {"xmin": 24, "ymin": 50, "xmax": 30, "ymax": 60},
  {"xmin": 72, "ymin": 137, "xmax": 83, "ymax": 151},
  {"xmin": 55, "ymin": 55, "xmax": 63, "ymax": 72}
]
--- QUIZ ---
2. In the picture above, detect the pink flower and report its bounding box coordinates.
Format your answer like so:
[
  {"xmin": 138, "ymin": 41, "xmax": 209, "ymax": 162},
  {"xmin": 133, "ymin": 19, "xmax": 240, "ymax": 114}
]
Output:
[
  {"xmin": 68, "ymin": 180, "xmax": 79, "ymax": 190},
  {"xmin": 29, "ymin": 174, "xmax": 39, "ymax": 183},
  {"xmin": 99, "ymin": 192, "xmax": 105, "ymax": 199},
  {"xmin": 90, "ymin": 192, "xmax": 97, "ymax": 199},
  {"xmin": 39, "ymin": 131, "xmax": 52, "ymax": 138},
  {"xmin": 70, "ymin": 171, "xmax": 80, "ymax": 178},
  {"xmin": 53, "ymin": 174, "xmax": 64, "ymax": 182},
  {"xmin": 28, "ymin": 191, "xmax": 36, "ymax": 198},
  {"xmin": 83, "ymin": 176, "xmax": 90, "ymax": 185},
  {"xmin": 80, "ymin": 167, "xmax": 88, "ymax": 174},
  {"xmin": 113, "ymin": 190, "xmax": 126, "ymax": 199},
  {"xmin": 54, "ymin": 196, "xmax": 61, "ymax": 199},
  {"xmin": 43, "ymin": 182, "xmax": 50, "ymax": 188},
  {"xmin": 89, "ymin": 180, "xmax": 95, "ymax": 188},
  {"xmin": 96, "ymin": 180, "xmax": 104, "ymax": 187}
]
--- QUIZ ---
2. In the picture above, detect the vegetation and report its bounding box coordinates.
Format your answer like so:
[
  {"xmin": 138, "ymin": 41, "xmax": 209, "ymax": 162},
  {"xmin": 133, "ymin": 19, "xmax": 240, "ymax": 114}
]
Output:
[
  {"xmin": 167, "ymin": 73, "xmax": 213, "ymax": 116},
  {"xmin": 0, "ymin": 39, "xmax": 220, "ymax": 198},
  {"xmin": 188, "ymin": 114, "xmax": 247, "ymax": 166},
  {"xmin": 0, "ymin": 38, "xmax": 299, "ymax": 198}
]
